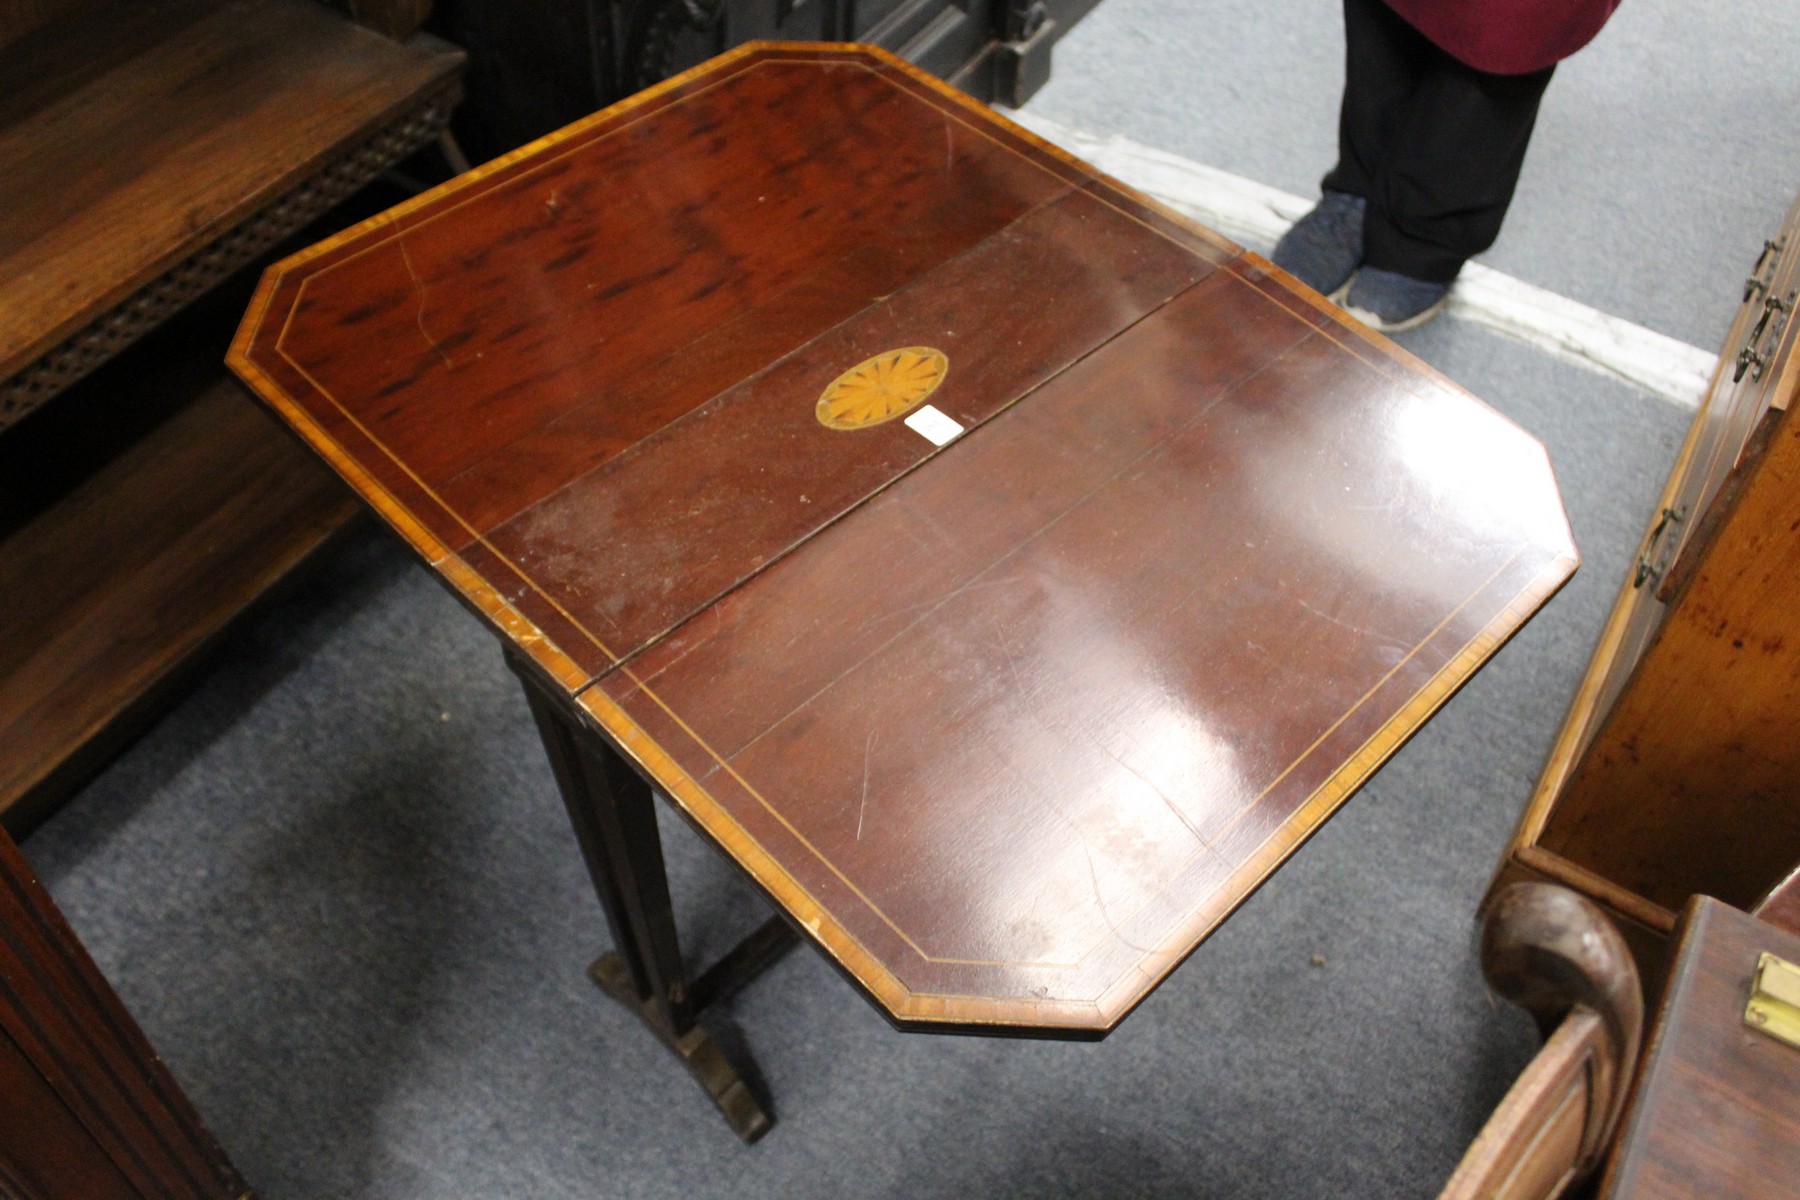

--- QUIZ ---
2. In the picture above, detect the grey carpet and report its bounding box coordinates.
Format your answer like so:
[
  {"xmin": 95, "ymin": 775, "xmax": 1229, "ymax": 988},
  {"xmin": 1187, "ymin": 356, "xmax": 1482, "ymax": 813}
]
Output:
[{"xmin": 18, "ymin": 3, "xmax": 1756, "ymax": 1195}]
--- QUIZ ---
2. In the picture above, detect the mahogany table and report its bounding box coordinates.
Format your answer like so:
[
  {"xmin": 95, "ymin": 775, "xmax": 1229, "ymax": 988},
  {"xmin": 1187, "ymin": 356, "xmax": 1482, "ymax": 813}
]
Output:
[{"xmin": 229, "ymin": 41, "xmax": 1578, "ymax": 1141}]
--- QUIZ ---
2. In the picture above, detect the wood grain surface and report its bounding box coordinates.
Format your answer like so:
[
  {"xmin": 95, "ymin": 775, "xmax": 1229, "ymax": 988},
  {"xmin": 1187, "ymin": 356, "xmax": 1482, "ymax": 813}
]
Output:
[
  {"xmin": 0, "ymin": 0, "xmax": 463, "ymax": 382},
  {"xmin": 231, "ymin": 43, "xmax": 1578, "ymax": 1033},
  {"xmin": 1599, "ymin": 897, "xmax": 1800, "ymax": 1200},
  {"xmin": 0, "ymin": 378, "xmax": 358, "ymax": 830},
  {"xmin": 1540, "ymin": 401, "xmax": 1800, "ymax": 913}
]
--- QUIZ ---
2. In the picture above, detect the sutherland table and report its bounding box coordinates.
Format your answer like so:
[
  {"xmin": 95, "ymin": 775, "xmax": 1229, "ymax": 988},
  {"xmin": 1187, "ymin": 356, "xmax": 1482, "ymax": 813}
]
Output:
[{"xmin": 229, "ymin": 42, "xmax": 1579, "ymax": 1141}]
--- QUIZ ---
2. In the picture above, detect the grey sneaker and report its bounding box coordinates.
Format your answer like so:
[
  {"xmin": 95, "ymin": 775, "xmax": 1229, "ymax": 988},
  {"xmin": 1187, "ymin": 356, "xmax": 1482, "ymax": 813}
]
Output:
[
  {"xmin": 1270, "ymin": 191, "xmax": 1365, "ymax": 299},
  {"xmin": 1342, "ymin": 267, "xmax": 1451, "ymax": 332}
]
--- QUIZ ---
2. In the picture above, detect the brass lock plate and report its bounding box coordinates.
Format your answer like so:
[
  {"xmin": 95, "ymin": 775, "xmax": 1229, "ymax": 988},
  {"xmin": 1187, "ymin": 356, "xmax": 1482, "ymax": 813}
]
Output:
[{"xmin": 1745, "ymin": 951, "xmax": 1800, "ymax": 1049}]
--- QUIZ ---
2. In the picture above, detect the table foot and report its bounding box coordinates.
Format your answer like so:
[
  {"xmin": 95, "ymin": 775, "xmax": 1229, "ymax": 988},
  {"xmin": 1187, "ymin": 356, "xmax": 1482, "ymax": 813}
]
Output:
[{"xmin": 589, "ymin": 952, "xmax": 774, "ymax": 1143}]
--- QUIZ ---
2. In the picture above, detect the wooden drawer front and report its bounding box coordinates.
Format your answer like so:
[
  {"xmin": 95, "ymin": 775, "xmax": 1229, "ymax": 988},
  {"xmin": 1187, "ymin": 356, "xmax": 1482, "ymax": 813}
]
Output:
[
  {"xmin": 1652, "ymin": 195, "xmax": 1800, "ymax": 583},
  {"xmin": 1521, "ymin": 191, "xmax": 1800, "ymax": 808},
  {"xmin": 1596, "ymin": 192, "xmax": 1800, "ymax": 728},
  {"xmin": 1600, "ymin": 899, "xmax": 1800, "ymax": 1200}
]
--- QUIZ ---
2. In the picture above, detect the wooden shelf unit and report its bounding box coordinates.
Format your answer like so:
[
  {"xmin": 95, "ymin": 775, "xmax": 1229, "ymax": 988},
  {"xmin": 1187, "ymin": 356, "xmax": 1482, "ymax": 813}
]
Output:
[
  {"xmin": 0, "ymin": 370, "xmax": 360, "ymax": 832},
  {"xmin": 0, "ymin": 3, "xmax": 464, "ymax": 1185},
  {"xmin": 0, "ymin": 0, "xmax": 464, "ymax": 831},
  {"xmin": 0, "ymin": 0, "xmax": 464, "ymax": 426}
]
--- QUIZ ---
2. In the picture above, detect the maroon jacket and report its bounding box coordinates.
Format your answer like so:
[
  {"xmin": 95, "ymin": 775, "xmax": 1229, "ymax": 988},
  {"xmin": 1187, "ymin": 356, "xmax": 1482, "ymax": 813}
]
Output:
[{"xmin": 1385, "ymin": 0, "xmax": 1622, "ymax": 74}]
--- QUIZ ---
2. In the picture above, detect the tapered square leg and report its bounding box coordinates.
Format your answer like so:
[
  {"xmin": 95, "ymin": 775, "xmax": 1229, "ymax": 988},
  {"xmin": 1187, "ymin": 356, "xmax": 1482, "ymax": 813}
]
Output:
[{"xmin": 508, "ymin": 652, "xmax": 796, "ymax": 1142}]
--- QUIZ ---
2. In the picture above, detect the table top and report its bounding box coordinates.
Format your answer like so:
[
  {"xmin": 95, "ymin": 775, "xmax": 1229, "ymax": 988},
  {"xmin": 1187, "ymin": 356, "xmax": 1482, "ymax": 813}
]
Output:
[
  {"xmin": 229, "ymin": 42, "xmax": 1578, "ymax": 1036},
  {"xmin": 1600, "ymin": 897, "xmax": 1800, "ymax": 1199}
]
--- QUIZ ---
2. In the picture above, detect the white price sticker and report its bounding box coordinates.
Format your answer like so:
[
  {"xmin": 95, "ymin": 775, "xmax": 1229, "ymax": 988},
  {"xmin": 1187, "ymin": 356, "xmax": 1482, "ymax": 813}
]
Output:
[{"xmin": 903, "ymin": 404, "xmax": 964, "ymax": 446}]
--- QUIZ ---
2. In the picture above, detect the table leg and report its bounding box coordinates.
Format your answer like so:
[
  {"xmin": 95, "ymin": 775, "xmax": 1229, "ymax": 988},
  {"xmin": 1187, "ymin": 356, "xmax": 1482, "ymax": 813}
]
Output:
[{"xmin": 507, "ymin": 653, "xmax": 797, "ymax": 1142}]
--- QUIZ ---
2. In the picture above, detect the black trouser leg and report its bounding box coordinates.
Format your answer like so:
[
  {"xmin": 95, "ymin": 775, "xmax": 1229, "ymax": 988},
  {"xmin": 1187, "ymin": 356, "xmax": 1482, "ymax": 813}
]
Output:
[
  {"xmin": 1323, "ymin": 0, "xmax": 1555, "ymax": 283},
  {"xmin": 1322, "ymin": 0, "xmax": 1429, "ymax": 203}
]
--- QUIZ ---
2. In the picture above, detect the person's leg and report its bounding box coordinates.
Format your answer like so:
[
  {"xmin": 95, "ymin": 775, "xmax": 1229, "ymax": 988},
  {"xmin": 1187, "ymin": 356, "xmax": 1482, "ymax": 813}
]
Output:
[
  {"xmin": 1273, "ymin": 0, "xmax": 1427, "ymax": 296},
  {"xmin": 1360, "ymin": 53, "xmax": 1556, "ymax": 282},
  {"xmin": 1338, "ymin": 11, "xmax": 1555, "ymax": 328},
  {"xmin": 1321, "ymin": 0, "xmax": 1431, "ymax": 202}
]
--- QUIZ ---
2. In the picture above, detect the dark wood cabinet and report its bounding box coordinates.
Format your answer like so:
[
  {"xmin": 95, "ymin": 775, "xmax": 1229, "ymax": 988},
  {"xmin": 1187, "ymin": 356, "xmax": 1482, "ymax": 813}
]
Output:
[
  {"xmin": 0, "ymin": 830, "xmax": 247, "ymax": 1199},
  {"xmin": 1597, "ymin": 896, "xmax": 1800, "ymax": 1200},
  {"xmin": 431, "ymin": 0, "xmax": 1098, "ymax": 162}
]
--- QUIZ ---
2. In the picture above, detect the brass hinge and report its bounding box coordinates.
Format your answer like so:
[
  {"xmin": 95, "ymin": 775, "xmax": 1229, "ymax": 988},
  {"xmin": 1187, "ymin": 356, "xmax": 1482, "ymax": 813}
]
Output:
[{"xmin": 1745, "ymin": 951, "xmax": 1800, "ymax": 1049}]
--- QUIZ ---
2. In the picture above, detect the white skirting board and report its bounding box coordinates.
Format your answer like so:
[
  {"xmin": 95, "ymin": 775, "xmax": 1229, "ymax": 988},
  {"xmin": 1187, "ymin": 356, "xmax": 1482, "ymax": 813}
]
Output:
[{"xmin": 1008, "ymin": 109, "xmax": 1718, "ymax": 410}]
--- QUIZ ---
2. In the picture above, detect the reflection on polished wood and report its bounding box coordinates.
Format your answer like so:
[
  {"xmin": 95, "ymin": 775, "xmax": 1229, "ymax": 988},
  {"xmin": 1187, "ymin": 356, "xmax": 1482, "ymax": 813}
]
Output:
[
  {"xmin": 230, "ymin": 42, "xmax": 1577, "ymax": 1036},
  {"xmin": 1758, "ymin": 864, "xmax": 1800, "ymax": 936}
]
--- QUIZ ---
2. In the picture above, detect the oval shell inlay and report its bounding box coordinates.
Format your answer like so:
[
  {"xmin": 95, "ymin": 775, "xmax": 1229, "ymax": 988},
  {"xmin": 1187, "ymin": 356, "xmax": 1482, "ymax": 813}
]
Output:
[{"xmin": 816, "ymin": 347, "xmax": 949, "ymax": 430}]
